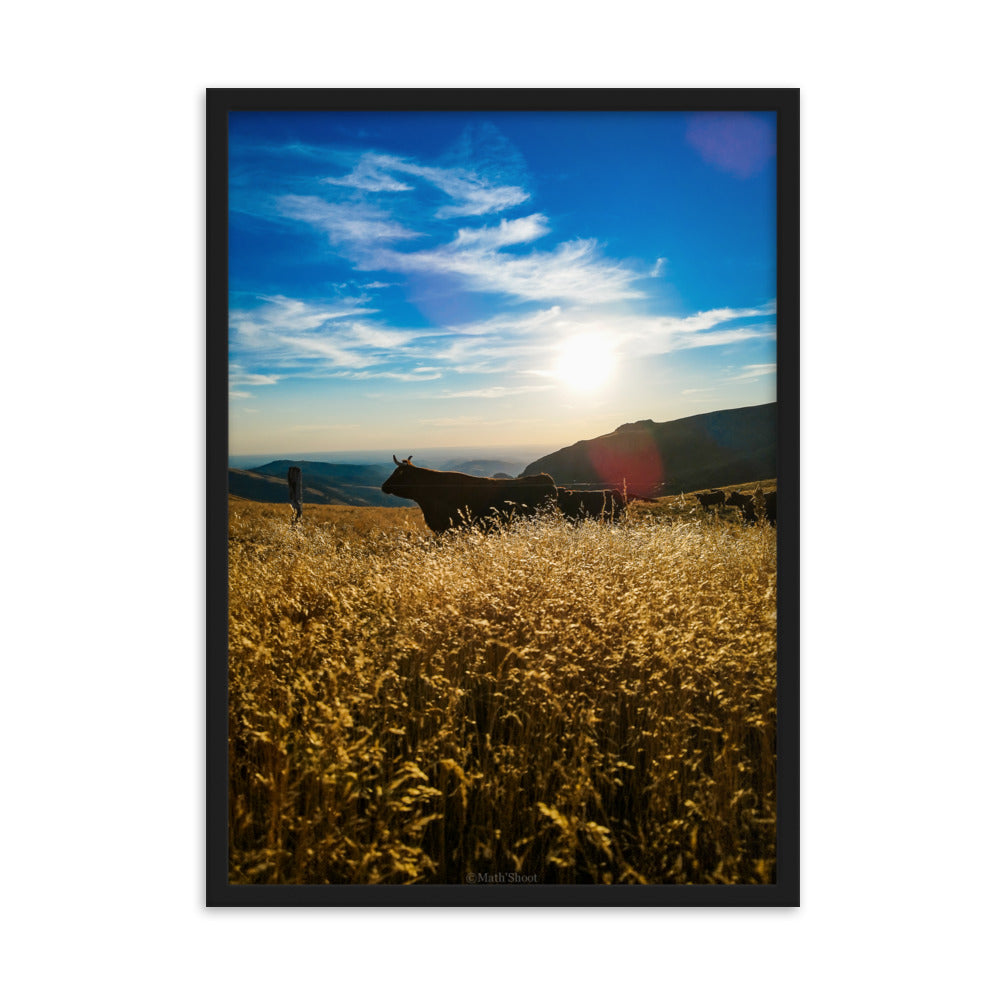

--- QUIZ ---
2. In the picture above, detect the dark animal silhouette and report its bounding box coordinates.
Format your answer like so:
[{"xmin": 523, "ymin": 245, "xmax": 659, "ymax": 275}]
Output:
[
  {"xmin": 725, "ymin": 490, "xmax": 757, "ymax": 524},
  {"xmin": 726, "ymin": 489, "xmax": 777, "ymax": 526},
  {"xmin": 381, "ymin": 455, "xmax": 557, "ymax": 534},
  {"xmin": 763, "ymin": 490, "xmax": 777, "ymax": 526},
  {"xmin": 556, "ymin": 487, "xmax": 629, "ymax": 521},
  {"xmin": 555, "ymin": 486, "xmax": 658, "ymax": 522},
  {"xmin": 696, "ymin": 490, "xmax": 726, "ymax": 509}
]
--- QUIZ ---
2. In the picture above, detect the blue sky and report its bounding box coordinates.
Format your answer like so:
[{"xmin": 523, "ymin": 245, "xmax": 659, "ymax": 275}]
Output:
[{"xmin": 229, "ymin": 111, "xmax": 777, "ymax": 457}]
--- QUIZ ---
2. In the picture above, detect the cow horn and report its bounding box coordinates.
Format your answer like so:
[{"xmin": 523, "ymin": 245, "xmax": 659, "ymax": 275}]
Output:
[
  {"xmin": 393, "ymin": 454, "xmax": 401, "ymax": 465},
  {"xmin": 407, "ymin": 455, "xmax": 412, "ymax": 463}
]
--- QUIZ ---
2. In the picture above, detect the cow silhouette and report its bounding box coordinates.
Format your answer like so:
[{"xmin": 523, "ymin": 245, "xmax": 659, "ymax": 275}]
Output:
[
  {"xmin": 556, "ymin": 487, "xmax": 628, "ymax": 522},
  {"xmin": 725, "ymin": 490, "xmax": 757, "ymax": 524},
  {"xmin": 763, "ymin": 490, "xmax": 777, "ymax": 526},
  {"xmin": 696, "ymin": 490, "xmax": 726, "ymax": 509},
  {"xmin": 725, "ymin": 489, "xmax": 777, "ymax": 526},
  {"xmin": 381, "ymin": 455, "xmax": 557, "ymax": 534}
]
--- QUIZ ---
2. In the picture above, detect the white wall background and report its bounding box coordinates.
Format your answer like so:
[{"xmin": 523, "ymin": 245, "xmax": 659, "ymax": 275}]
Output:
[{"xmin": 3, "ymin": 2, "xmax": 996, "ymax": 996}]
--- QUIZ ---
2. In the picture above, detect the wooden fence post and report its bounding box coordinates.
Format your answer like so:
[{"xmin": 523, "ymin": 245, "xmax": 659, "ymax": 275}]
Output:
[{"xmin": 288, "ymin": 466, "xmax": 303, "ymax": 522}]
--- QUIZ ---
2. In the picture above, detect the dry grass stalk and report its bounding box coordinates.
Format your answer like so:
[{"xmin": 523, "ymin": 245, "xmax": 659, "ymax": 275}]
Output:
[{"xmin": 228, "ymin": 498, "xmax": 777, "ymax": 884}]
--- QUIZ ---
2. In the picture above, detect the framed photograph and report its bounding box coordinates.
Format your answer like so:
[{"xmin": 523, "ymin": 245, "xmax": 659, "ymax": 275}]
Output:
[{"xmin": 207, "ymin": 88, "xmax": 799, "ymax": 905}]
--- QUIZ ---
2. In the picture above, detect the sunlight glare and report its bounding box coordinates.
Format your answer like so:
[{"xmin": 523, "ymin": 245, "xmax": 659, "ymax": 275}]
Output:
[{"xmin": 554, "ymin": 335, "xmax": 617, "ymax": 390}]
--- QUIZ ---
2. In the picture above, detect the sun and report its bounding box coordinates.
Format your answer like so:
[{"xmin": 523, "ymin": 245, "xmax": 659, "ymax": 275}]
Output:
[{"xmin": 554, "ymin": 335, "xmax": 617, "ymax": 391}]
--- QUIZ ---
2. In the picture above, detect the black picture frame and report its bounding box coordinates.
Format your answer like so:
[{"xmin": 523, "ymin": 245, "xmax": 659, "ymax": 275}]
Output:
[{"xmin": 207, "ymin": 87, "xmax": 799, "ymax": 906}]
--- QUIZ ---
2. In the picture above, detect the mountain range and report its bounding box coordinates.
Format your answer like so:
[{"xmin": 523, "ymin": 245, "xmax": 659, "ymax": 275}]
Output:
[
  {"xmin": 227, "ymin": 403, "xmax": 777, "ymax": 506},
  {"xmin": 227, "ymin": 464, "xmax": 411, "ymax": 508},
  {"xmin": 522, "ymin": 402, "xmax": 777, "ymax": 495}
]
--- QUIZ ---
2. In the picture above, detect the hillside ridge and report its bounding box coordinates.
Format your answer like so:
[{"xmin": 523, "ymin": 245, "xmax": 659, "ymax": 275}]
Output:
[{"xmin": 522, "ymin": 402, "xmax": 776, "ymax": 495}]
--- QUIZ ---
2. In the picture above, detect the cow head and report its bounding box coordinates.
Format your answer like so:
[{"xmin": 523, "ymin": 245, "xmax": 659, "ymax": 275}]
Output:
[{"xmin": 382, "ymin": 455, "xmax": 418, "ymax": 497}]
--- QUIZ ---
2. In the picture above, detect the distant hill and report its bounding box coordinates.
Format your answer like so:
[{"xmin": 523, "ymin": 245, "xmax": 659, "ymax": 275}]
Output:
[
  {"xmin": 521, "ymin": 403, "xmax": 777, "ymax": 496},
  {"xmin": 441, "ymin": 459, "xmax": 525, "ymax": 478},
  {"xmin": 251, "ymin": 460, "xmax": 395, "ymax": 487},
  {"xmin": 228, "ymin": 466, "xmax": 415, "ymax": 508}
]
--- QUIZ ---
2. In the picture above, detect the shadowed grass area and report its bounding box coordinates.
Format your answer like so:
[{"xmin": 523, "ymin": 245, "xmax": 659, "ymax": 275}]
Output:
[{"xmin": 228, "ymin": 497, "xmax": 777, "ymax": 884}]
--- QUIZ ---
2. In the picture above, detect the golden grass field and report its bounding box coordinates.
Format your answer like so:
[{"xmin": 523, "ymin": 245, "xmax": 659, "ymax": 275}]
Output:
[{"xmin": 228, "ymin": 486, "xmax": 777, "ymax": 885}]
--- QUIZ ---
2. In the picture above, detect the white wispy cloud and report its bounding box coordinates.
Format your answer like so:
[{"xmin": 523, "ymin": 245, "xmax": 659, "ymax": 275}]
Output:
[
  {"xmin": 451, "ymin": 213, "xmax": 550, "ymax": 249},
  {"xmin": 440, "ymin": 301, "xmax": 777, "ymax": 370},
  {"xmin": 425, "ymin": 332, "xmax": 554, "ymax": 374},
  {"xmin": 668, "ymin": 304, "xmax": 775, "ymax": 332},
  {"xmin": 439, "ymin": 384, "xmax": 553, "ymax": 399},
  {"xmin": 376, "ymin": 154, "xmax": 528, "ymax": 218},
  {"xmin": 651, "ymin": 257, "xmax": 668, "ymax": 277},
  {"xmin": 373, "ymin": 231, "xmax": 645, "ymax": 305},
  {"xmin": 332, "ymin": 369, "xmax": 443, "ymax": 382},
  {"xmin": 229, "ymin": 295, "xmax": 443, "ymax": 379},
  {"xmin": 322, "ymin": 157, "xmax": 414, "ymax": 193},
  {"xmin": 272, "ymin": 142, "xmax": 642, "ymax": 305},
  {"xmin": 229, "ymin": 363, "xmax": 281, "ymax": 398},
  {"xmin": 277, "ymin": 194, "xmax": 421, "ymax": 245},
  {"xmin": 229, "ymin": 371, "xmax": 280, "ymax": 387},
  {"xmin": 276, "ymin": 334, "xmax": 377, "ymax": 368},
  {"xmin": 725, "ymin": 363, "xmax": 777, "ymax": 382},
  {"xmin": 322, "ymin": 151, "xmax": 529, "ymax": 217},
  {"xmin": 672, "ymin": 325, "xmax": 776, "ymax": 350},
  {"xmin": 453, "ymin": 306, "xmax": 564, "ymax": 338},
  {"xmin": 230, "ymin": 294, "xmax": 376, "ymax": 347}
]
